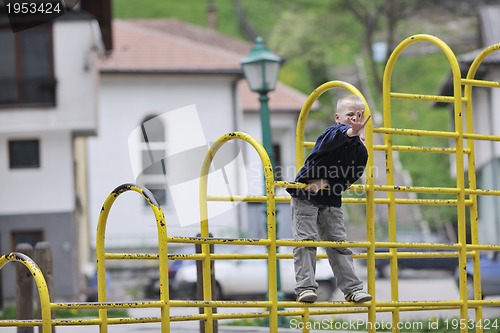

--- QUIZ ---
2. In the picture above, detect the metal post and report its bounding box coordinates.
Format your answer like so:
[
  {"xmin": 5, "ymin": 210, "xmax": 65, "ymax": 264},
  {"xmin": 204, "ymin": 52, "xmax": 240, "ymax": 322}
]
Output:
[
  {"xmin": 15, "ymin": 243, "xmax": 34, "ymax": 333},
  {"xmin": 34, "ymin": 242, "xmax": 55, "ymax": 333},
  {"xmin": 258, "ymin": 92, "xmax": 284, "ymax": 307},
  {"xmin": 196, "ymin": 234, "xmax": 217, "ymax": 333},
  {"xmin": 258, "ymin": 93, "xmax": 275, "ymax": 167}
]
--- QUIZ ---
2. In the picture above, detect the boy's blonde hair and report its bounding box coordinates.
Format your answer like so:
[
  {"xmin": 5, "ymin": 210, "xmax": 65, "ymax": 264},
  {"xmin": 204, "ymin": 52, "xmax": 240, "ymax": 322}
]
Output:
[{"xmin": 336, "ymin": 94, "xmax": 365, "ymax": 114}]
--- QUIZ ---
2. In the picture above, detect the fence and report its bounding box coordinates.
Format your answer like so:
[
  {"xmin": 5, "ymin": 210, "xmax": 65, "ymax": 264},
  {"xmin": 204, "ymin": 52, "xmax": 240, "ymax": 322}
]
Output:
[{"xmin": 1, "ymin": 34, "xmax": 500, "ymax": 333}]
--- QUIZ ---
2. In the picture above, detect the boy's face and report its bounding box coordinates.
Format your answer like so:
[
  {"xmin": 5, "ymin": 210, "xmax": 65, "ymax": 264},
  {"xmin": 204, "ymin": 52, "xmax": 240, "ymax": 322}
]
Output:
[{"xmin": 335, "ymin": 107, "xmax": 360, "ymax": 126}]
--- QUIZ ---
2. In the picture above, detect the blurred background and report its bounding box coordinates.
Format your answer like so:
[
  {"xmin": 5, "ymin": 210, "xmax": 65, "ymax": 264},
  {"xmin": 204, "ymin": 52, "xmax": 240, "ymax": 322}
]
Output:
[{"xmin": 0, "ymin": 0, "xmax": 500, "ymax": 308}]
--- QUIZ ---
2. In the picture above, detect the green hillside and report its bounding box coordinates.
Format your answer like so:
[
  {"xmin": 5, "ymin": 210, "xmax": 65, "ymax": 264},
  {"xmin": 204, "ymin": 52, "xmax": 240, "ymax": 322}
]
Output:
[{"xmin": 112, "ymin": 0, "xmax": 481, "ymax": 229}]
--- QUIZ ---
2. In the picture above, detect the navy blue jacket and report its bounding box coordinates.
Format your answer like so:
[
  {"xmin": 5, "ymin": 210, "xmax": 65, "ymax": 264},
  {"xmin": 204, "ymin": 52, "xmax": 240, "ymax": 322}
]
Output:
[{"xmin": 287, "ymin": 124, "xmax": 368, "ymax": 207}]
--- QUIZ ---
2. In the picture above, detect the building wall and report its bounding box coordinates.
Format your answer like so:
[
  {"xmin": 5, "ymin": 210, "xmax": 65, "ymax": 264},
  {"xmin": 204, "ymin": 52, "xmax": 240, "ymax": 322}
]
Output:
[
  {"xmin": 0, "ymin": 131, "xmax": 74, "ymax": 214},
  {"xmin": 0, "ymin": 20, "xmax": 98, "ymax": 134},
  {"xmin": 240, "ymin": 111, "xmax": 298, "ymax": 196},
  {"xmin": 236, "ymin": 111, "xmax": 297, "ymax": 240},
  {"xmin": 88, "ymin": 73, "xmax": 302, "ymax": 249},
  {"xmin": 0, "ymin": 17, "xmax": 100, "ymax": 300},
  {"xmin": 0, "ymin": 212, "xmax": 76, "ymax": 299},
  {"xmin": 88, "ymin": 73, "xmax": 244, "ymax": 249}
]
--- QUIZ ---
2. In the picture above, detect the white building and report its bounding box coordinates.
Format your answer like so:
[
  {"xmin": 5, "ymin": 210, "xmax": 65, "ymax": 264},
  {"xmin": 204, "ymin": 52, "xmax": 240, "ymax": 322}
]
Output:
[
  {"xmin": 0, "ymin": 2, "xmax": 111, "ymax": 300},
  {"xmin": 88, "ymin": 19, "xmax": 311, "ymax": 251}
]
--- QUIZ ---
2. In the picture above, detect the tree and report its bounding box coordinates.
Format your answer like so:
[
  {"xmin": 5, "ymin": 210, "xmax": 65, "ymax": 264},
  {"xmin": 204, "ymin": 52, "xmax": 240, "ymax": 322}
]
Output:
[
  {"xmin": 268, "ymin": 11, "xmax": 332, "ymax": 89},
  {"xmin": 334, "ymin": 0, "xmax": 419, "ymax": 92}
]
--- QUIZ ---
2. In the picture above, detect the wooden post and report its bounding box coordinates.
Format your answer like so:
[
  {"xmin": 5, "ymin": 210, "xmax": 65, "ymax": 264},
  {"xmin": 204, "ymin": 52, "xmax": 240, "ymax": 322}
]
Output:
[
  {"xmin": 195, "ymin": 234, "xmax": 217, "ymax": 333},
  {"xmin": 34, "ymin": 242, "xmax": 55, "ymax": 333},
  {"xmin": 15, "ymin": 243, "xmax": 34, "ymax": 333}
]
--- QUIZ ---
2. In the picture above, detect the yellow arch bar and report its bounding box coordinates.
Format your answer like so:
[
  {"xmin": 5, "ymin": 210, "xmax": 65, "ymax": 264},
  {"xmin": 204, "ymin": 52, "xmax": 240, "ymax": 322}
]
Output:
[
  {"xmin": 96, "ymin": 183, "xmax": 170, "ymax": 333},
  {"xmin": 200, "ymin": 132, "xmax": 278, "ymax": 333},
  {"xmin": 463, "ymin": 42, "xmax": 500, "ymax": 330},
  {"xmin": 198, "ymin": 131, "xmax": 278, "ymax": 332},
  {"xmin": 294, "ymin": 81, "xmax": 377, "ymax": 330},
  {"xmin": 0, "ymin": 252, "xmax": 52, "ymax": 333},
  {"xmin": 295, "ymin": 80, "xmax": 374, "ymax": 168}
]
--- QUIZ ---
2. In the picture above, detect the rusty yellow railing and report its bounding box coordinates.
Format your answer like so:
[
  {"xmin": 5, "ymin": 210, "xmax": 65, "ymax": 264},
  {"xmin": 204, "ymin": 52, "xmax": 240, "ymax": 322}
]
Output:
[{"xmin": 2, "ymin": 34, "xmax": 500, "ymax": 333}]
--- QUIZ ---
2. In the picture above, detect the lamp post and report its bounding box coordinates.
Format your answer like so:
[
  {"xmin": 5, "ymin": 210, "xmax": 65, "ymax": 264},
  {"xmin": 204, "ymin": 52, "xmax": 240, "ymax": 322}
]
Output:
[
  {"xmin": 241, "ymin": 37, "xmax": 284, "ymax": 304},
  {"xmin": 241, "ymin": 36, "xmax": 281, "ymax": 166}
]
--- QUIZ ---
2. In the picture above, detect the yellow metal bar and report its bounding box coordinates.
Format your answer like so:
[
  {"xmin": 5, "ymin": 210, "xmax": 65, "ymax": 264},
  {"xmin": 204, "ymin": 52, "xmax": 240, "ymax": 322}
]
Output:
[
  {"xmin": 280, "ymin": 181, "xmax": 484, "ymax": 195},
  {"xmin": 5, "ymin": 36, "xmax": 500, "ymax": 333},
  {"xmin": 466, "ymin": 244, "xmax": 500, "ymax": 250},
  {"xmin": 364, "ymin": 198, "xmax": 469, "ymax": 206},
  {"xmin": 385, "ymin": 40, "xmax": 401, "ymax": 331},
  {"xmin": 333, "ymin": 183, "xmax": 469, "ymax": 195},
  {"xmin": 294, "ymin": 81, "xmax": 375, "ymax": 333},
  {"xmin": 344, "ymin": 197, "xmax": 469, "ymax": 206},
  {"xmin": 275, "ymin": 180, "xmax": 306, "ymax": 188},
  {"xmin": 96, "ymin": 184, "xmax": 170, "ymax": 333},
  {"xmin": 390, "ymin": 91, "xmax": 467, "ymax": 103},
  {"xmin": 465, "ymin": 65, "xmax": 483, "ymax": 333},
  {"xmin": 373, "ymin": 144, "xmax": 471, "ymax": 154},
  {"xmin": 376, "ymin": 241, "xmax": 460, "ymax": 250},
  {"xmin": 382, "ymin": 33, "xmax": 468, "ymax": 333},
  {"xmin": 104, "ymin": 253, "xmax": 161, "ymax": 260},
  {"xmin": 467, "ymin": 299, "xmax": 500, "ymax": 306},
  {"xmin": 199, "ymin": 132, "xmax": 278, "ymax": 332},
  {"xmin": 166, "ymin": 236, "xmax": 271, "ymax": 246},
  {"xmin": 463, "ymin": 43, "xmax": 500, "ymax": 333},
  {"xmin": 170, "ymin": 300, "xmax": 273, "ymax": 307},
  {"xmin": 463, "ymin": 132, "xmax": 500, "ymax": 141},
  {"xmin": 301, "ymin": 308, "xmax": 310, "ymax": 333},
  {"xmin": 461, "ymin": 78, "xmax": 500, "ymax": 88},
  {"xmin": 275, "ymin": 239, "xmax": 370, "ymax": 249},
  {"xmin": 208, "ymin": 194, "xmax": 472, "ymax": 206},
  {"xmin": 51, "ymin": 300, "xmax": 165, "ymax": 309},
  {"xmin": 206, "ymin": 195, "xmax": 292, "ymax": 203},
  {"xmin": 0, "ymin": 253, "xmax": 52, "ymax": 333},
  {"xmin": 374, "ymin": 127, "xmax": 459, "ymax": 138},
  {"xmin": 295, "ymin": 81, "xmax": 372, "ymax": 168},
  {"xmin": 354, "ymin": 251, "xmax": 474, "ymax": 259},
  {"xmin": 370, "ymin": 184, "xmax": 460, "ymax": 194},
  {"xmin": 303, "ymin": 141, "xmax": 315, "ymax": 148}
]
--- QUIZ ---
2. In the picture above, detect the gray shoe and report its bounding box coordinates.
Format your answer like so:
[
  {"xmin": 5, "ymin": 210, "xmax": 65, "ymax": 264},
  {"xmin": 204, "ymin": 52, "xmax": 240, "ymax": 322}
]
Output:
[
  {"xmin": 297, "ymin": 289, "xmax": 317, "ymax": 303},
  {"xmin": 345, "ymin": 290, "xmax": 372, "ymax": 303}
]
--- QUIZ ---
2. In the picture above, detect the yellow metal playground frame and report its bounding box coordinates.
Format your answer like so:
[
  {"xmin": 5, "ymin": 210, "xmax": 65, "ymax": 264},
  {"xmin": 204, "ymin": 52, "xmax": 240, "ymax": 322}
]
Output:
[{"xmin": 1, "ymin": 34, "xmax": 500, "ymax": 333}]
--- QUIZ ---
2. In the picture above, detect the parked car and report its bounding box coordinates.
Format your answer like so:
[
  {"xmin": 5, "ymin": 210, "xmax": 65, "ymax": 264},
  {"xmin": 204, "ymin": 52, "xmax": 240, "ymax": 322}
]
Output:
[
  {"xmin": 359, "ymin": 232, "xmax": 457, "ymax": 278},
  {"xmin": 144, "ymin": 244, "xmax": 238, "ymax": 298},
  {"xmin": 173, "ymin": 245, "xmax": 337, "ymax": 301},
  {"xmin": 144, "ymin": 245, "xmax": 196, "ymax": 298},
  {"xmin": 454, "ymin": 251, "xmax": 500, "ymax": 299}
]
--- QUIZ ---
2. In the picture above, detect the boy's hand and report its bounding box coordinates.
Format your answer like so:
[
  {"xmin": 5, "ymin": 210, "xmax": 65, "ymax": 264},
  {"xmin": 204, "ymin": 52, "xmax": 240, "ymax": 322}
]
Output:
[{"xmin": 347, "ymin": 110, "xmax": 371, "ymax": 137}]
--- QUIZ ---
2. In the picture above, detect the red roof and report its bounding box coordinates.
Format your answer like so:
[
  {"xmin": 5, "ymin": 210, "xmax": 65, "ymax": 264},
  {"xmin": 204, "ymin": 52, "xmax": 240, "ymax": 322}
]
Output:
[
  {"xmin": 98, "ymin": 20, "xmax": 242, "ymax": 73},
  {"xmin": 98, "ymin": 19, "xmax": 317, "ymax": 112}
]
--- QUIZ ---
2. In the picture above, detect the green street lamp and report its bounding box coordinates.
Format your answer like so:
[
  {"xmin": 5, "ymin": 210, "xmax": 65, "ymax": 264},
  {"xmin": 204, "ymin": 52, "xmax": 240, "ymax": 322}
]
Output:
[
  {"xmin": 241, "ymin": 37, "xmax": 282, "ymax": 169},
  {"xmin": 241, "ymin": 36, "xmax": 284, "ymax": 305}
]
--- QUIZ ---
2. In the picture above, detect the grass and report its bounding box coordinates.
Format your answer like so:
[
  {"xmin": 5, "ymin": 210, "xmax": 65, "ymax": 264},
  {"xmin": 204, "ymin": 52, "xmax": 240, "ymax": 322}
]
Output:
[{"xmin": 113, "ymin": 0, "xmax": 245, "ymax": 39}]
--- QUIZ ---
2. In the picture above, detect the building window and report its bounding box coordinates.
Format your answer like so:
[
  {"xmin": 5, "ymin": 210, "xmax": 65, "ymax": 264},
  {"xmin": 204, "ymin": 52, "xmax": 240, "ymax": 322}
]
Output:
[
  {"xmin": 11, "ymin": 230, "xmax": 43, "ymax": 251},
  {"xmin": 138, "ymin": 115, "xmax": 167, "ymax": 206},
  {"xmin": 9, "ymin": 139, "xmax": 40, "ymax": 169},
  {"xmin": 0, "ymin": 25, "xmax": 56, "ymax": 107}
]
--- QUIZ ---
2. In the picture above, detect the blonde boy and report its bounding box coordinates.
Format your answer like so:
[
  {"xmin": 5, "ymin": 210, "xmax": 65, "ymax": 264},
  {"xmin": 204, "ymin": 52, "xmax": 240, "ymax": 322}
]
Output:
[{"xmin": 286, "ymin": 94, "xmax": 372, "ymax": 303}]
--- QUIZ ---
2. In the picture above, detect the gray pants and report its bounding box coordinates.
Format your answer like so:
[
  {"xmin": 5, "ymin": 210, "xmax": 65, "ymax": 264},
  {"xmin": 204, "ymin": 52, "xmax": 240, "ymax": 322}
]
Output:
[{"xmin": 291, "ymin": 197, "xmax": 363, "ymax": 296}]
